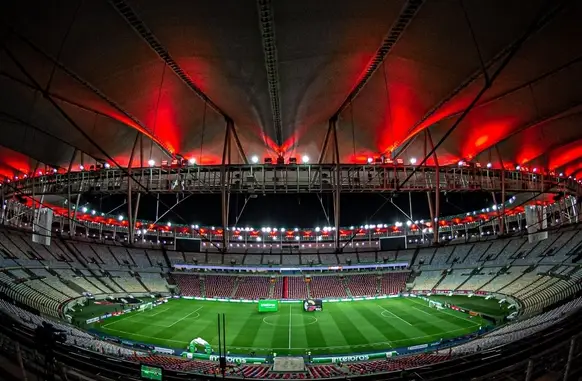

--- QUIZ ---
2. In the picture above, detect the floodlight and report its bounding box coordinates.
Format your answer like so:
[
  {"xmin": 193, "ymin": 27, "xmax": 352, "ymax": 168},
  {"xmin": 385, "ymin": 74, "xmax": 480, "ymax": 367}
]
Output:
[
  {"xmin": 410, "ymin": 157, "xmax": 417, "ymax": 165},
  {"xmin": 301, "ymin": 155, "xmax": 309, "ymax": 164},
  {"xmin": 148, "ymin": 159, "xmax": 155, "ymax": 167},
  {"xmin": 91, "ymin": 210, "xmax": 96, "ymax": 215},
  {"xmin": 251, "ymin": 155, "xmax": 259, "ymax": 164},
  {"xmin": 118, "ymin": 215, "xmax": 124, "ymax": 221},
  {"xmin": 516, "ymin": 165, "xmax": 521, "ymax": 170},
  {"xmin": 79, "ymin": 165, "xmax": 84, "ymax": 170},
  {"xmin": 367, "ymin": 157, "xmax": 373, "ymax": 164},
  {"xmin": 486, "ymin": 162, "xmax": 492, "ymax": 168},
  {"xmin": 167, "ymin": 222, "xmax": 172, "ymax": 227},
  {"xmin": 188, "ymin": 158, "xmax": 196, "ymax": 165},
  {"xmin": 104, "ymin": 163, "xmax": 111, "ymax": 169},
  {"xmin": 458, "ymin": 160, "xmax": 464, "ymax": 166}
]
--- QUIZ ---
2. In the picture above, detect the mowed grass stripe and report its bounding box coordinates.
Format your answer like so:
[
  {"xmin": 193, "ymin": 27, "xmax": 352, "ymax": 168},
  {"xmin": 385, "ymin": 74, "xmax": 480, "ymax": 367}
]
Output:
[
  {"xmin": 350, "ymin": 303, "xmax": 405, "ymax": 344},
  {"xmin": 326, "ymin": 303, "xmax": 368, "ymax": 348},
  {"xmin": 230, "ymin": 311, "xmax": 265, "ymax": 348},
  {"xmin": 389, "ymin": 301, "xmax": 466, "ymax": 334},
  {"xmin": 301, "ymin": 310, "xmax": 327, "ymax": 351},
  {"xmin": 404, "ymin": 298, "xmax": 484, "ymax": 328},
  {"xmin": 88, "ymin": 298, "xmax": 496, "ymax": 355}
]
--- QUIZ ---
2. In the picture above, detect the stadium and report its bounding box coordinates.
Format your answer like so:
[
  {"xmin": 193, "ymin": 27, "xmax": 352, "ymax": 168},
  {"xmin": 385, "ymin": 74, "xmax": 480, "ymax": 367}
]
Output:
[{"xmin": 1, "ymin": 0, "xmax": 582, "ymax": 380}]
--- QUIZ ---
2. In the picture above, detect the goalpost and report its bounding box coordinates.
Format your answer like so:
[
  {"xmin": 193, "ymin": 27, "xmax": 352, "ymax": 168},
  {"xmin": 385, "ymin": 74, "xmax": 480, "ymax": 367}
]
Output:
[
  {"xmin": 139, "ymin": 302, "xmax": 153, "ymax": 312},
  {"xmin": 428, "ymin": 300, "xmax": 444, "ymax": 310}
]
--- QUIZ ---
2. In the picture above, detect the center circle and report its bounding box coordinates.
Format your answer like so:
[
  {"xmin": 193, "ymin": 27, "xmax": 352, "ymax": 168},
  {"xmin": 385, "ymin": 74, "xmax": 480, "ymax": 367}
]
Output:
[{"xmin": 262, "ymin": 314, "xmax": 318, "ymax": 327}]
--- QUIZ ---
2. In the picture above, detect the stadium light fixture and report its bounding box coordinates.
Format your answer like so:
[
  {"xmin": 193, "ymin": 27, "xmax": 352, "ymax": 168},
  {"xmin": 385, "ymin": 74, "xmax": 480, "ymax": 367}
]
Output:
[
  {"xmin": 367, "ymin": 157, "xmax": 373, "ymax": 164},
  {"xmin": 486, "ymin": 162, "xmax": 492, "ymax": 168},
  {"xmin": 148, "ymin": 159, "xmax": 155, "ymax": 167},
  {"xmin": 410, "ymin": 157, "xmax": 417, "ymax": 165},
  {"xmin": 315, "ymin": 227, "xmax": 320, "ymax": 232},
  {"xmin": 118, "ymin": 215, "xmax": 124, "ymax": 221},
  {"xmin": 104, "ymin": 163, "xmax": 111, "ymax": 169},
  {"xmin": 294, "ymin": 228, "xmax": 299, "ymax": 232},
  {"xmin": 516, "ymin": 165, "xmax": 521, "ymax": 170},
  {"xmin": 91, "ymin": 210, "xmax": 96, "ymax": 215},
  {"xmin": 533, "ymin": 167, "xmax": 537, "ymax": 172},
  {"xmin": 256, "ymin": 237, "xmax": 261, "ymax": 242},
  {"xmin": 81, "ymin": 207, "xmax": 88, "ymax": 213},
  {"xmin": 238, "ymin": 236, "xmax": 243, "ymax": 240},
  {"xmin": 406, "ymin": 220, "xmax": 412, "ymax": 226},
  {"xmin": 301, "ymin": 155, "xmax": 309, "ymax": 164},
  {"xmin": 251, "ymin": 155, "xmax": 259, "ymax": 164},
  {"xmin": 79, "ymin": 165, "xmax": 84, "ymax": 171},
  {"xmin": 458, "ymin": 160, "xmax": 464, "ymax": 166},
  {"xmin": 188, "ymin": 158, "xmax": 196, "ymax": 165},
  {"xmin": 295, "ymin": 236, "xmax": 300, "ymax": 240},
  {"xmin": 167, "ymin": 222, "xmax": 172, "ymax": 227}
]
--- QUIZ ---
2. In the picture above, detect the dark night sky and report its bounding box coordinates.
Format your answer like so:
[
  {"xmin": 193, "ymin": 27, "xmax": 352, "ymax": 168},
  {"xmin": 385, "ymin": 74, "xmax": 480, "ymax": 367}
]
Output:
[{"xmin": 82, "ymin": 191, "xmax": 500, "ymax": 228}]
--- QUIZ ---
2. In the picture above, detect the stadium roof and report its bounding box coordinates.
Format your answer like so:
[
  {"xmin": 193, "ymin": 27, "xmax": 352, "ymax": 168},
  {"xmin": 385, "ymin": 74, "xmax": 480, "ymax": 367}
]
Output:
[{"xmin": 1, "ymin": 0, "xmax": 581, "ymax": 179}]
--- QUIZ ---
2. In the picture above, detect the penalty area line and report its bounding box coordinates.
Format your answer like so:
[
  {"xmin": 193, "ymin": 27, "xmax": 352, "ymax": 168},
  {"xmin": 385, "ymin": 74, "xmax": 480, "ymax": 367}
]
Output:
[
  {"xmin": 167, "ymin": 306, "xmax": 203, "ymax": 328},
  {"xmin": 377, "ymin": 304, "xmax": 412, "ymax": 326}
]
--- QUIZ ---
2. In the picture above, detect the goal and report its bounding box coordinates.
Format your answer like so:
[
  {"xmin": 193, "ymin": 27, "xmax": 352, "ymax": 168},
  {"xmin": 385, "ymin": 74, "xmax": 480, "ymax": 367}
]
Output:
[
  {"xmin": 428, "ymin": 300, "xmax": 444, "ymax": 310},
  {"xmin": 139, "ymin": 302, "xmax": 153, "ymax": 312}
]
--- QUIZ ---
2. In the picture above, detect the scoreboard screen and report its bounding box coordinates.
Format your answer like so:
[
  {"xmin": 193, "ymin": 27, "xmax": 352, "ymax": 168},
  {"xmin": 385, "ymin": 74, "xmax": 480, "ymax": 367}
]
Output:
[{"xmin": 303, "ymin": 299, "xmax": 323, "ymax": 312}]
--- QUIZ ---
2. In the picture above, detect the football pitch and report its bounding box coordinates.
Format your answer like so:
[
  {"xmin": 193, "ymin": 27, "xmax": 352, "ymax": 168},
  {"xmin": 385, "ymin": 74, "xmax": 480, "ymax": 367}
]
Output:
[{"xmin": 89, "ymin": 297, "xmax": 497, "ymax": 356}]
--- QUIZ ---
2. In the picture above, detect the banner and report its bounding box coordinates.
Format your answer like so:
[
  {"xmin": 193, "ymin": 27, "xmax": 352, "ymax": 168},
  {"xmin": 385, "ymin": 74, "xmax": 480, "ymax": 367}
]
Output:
[
  {"xmin": 258, "ymin": 299, "xmax": 279, "ymax": 312},
  {"xmin": 312, "ymin": 352, "xmax": 392, "ymax": 364},
  {"xmin": 180, "ymin": 352, "xmax": 266, "ymax": 364}
]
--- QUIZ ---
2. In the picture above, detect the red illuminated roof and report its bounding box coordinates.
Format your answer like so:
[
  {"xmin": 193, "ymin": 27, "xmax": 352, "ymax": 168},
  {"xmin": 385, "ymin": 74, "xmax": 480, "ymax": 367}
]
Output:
[{"xmin": 0, "ymin": 1, "xmax": 581, "ymax": 177}]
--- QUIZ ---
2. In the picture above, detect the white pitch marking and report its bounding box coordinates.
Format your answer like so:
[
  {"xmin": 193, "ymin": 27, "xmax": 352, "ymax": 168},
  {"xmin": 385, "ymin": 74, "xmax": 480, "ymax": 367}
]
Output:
[
  {"xmin": 408, "ymin": 298, "xmax": 480, "ymax": 326},
  {"xmin": 377, "ymin": 304, "xmax": 412, "ymax": 326},
  {"xmin": 167, "ymin": 306, "xmax": 203, "ymax": 328}
]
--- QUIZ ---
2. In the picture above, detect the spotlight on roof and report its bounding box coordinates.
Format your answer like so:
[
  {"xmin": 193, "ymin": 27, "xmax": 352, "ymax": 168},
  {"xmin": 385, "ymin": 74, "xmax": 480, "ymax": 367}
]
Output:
[
  {"xmin": 458, "ymin": 160, "xmax": 464, "ymax": 166},
  {"xmin": 81, "ymin": 207, "xmax": 88, "ymax": 213},
  {"xmin": 188, "ymin": 158, "xmax": 196, "ymax": 165},
  {"xmin": 251, "ymin": 155, "xmax": 259, "ymax": 164},
  {"xmin": 516, "ymin": 165, "xmax": 521, "ymax": 170},
  {"xmin": 367, "ymin": 157, "xmax": 373, "ymax": 164},
  {"xmin": 301, "ymin": 155, "xmax": 309, "ymax": 164},
  {"xmin": 79, "ymin": 165, "xmax": 84, "ymax": 171},
  {"xmin": 533, "ymin": 167, "xmax": 537, "ymax": 172},
  {"xmin": 104, "ymin": 163, "xmax": 111, "ymax": 169},
  {"xmin": 118, "ymin": 215, "xmax": 124, "ymax": 221},
  {"xmin": 410, "ymin": 157, "xmax": 417, "ymax": 165},
  {"xmin": 91, "ymin": 210, "xmax": 96, "ymax": 215},
  {"xmin": 486, "ymin": 162, "xmax": 492, "ymax": 168},
  {"xmin": 148, "ymin": 159, "xmax": 155, "ymax": 167}
]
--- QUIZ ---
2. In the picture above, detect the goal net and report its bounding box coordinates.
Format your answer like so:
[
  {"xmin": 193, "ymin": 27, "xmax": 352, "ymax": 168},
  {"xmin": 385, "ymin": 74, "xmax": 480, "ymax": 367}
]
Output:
[
  {"xmin": 139, "ymin": 302, "xmax": 153, "ymax": 312},
  {"xmin": 428, "ymin": 300, "xmax": 444, "ymax": 310}
]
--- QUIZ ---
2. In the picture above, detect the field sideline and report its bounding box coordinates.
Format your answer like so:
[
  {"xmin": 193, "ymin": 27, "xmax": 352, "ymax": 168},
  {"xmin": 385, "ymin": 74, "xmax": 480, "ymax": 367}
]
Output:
[{"xmin": 88, "ymin": 297, "xmax": 494, "ymax": 356}]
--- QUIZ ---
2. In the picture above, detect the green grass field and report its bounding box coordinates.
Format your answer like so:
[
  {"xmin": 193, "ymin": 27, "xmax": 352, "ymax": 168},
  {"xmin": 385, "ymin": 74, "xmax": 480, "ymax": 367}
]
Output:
[{"xmin": 87, "ymin": 297, "xmax": 500, "ymax": 356}]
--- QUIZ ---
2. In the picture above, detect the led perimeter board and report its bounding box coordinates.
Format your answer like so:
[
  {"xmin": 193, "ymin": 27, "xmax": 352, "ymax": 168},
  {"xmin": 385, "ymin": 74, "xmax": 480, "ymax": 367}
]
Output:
[
  {"xmin": 141, "ymin": 365, "xmax": 163, "ymax": 381},
  {"xmin": 258, "ymin": 299, "xmax": 279, "ymax": 312},
  {"xmin": 303, "ymin": 299, "xmax": 323, "ymax": 312}
]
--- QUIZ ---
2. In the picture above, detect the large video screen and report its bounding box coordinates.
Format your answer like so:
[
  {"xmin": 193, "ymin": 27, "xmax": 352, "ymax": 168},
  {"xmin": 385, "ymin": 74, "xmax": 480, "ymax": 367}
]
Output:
[
  {"xmin": 141, "ymin": 365, "xmax": 162, "ymax": 381},
  {"xmin": 258, "ymin": 299, "xmax": 279, "ymax": 312},
  {"xmin": 303, "ymin": 299, "xmax": 323, "ymax": 312}
]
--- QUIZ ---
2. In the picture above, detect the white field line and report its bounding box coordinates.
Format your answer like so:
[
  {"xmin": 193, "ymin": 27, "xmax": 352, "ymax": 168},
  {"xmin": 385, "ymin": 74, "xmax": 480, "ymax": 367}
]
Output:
[
  {"xmin": 407, "ymin": 298, "xmax": 481, "ymax": 327},
  {"xmin": 105, "ymin": 324, "xmax": 476, "ymax": 350},
  {"xmin": 377, "ymin": 304, "xmax": 412, "ymax": 326},
  {"xmin": 167, "ymin": 306, "xmax": 203, "ymax": 328},
  {"xmin": 288, "ymin": 303, "xmax": 292, "ymax": 349},
  {"xmin": 149, "ymin": 308, "xmax": 169, "ymax": 317},
  {"xmin": 102, "ymin": 311, "xmax": 140, "ymax": 328}
]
